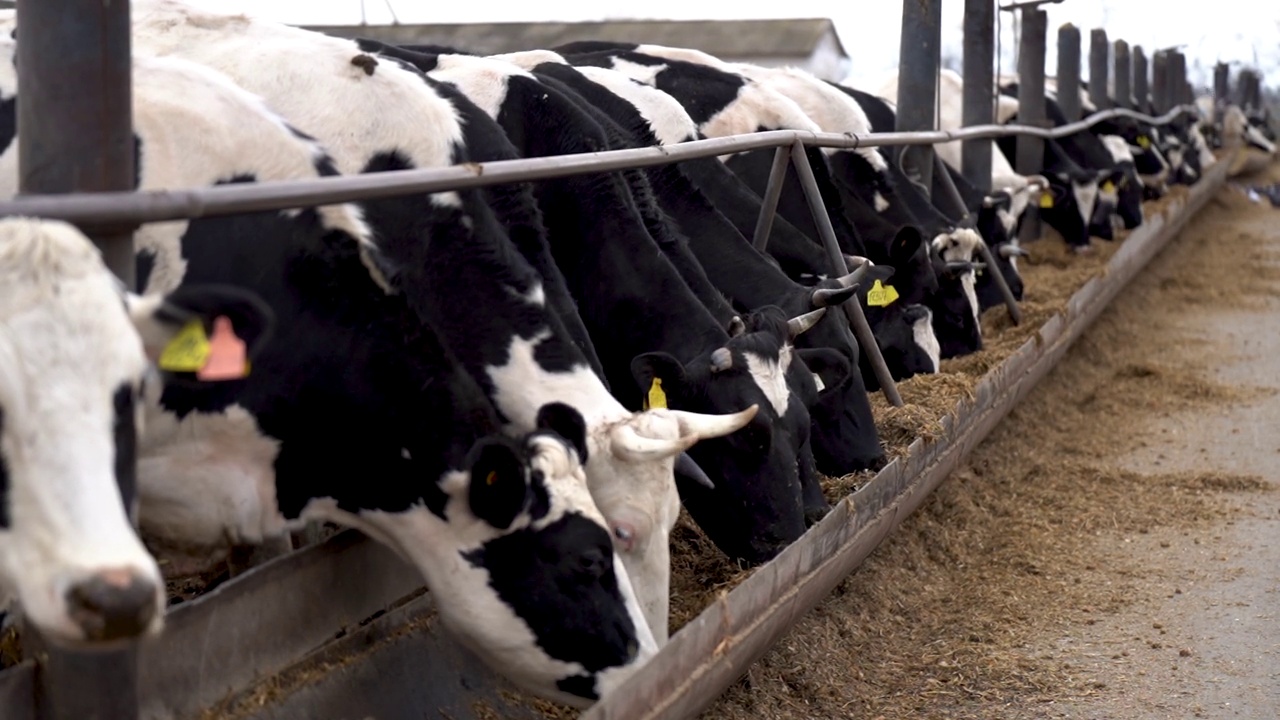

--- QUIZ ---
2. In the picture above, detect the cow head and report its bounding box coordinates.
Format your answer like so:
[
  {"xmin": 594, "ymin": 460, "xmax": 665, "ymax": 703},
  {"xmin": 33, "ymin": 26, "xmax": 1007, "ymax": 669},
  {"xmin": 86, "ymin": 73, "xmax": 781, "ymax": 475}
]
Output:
[
  {"xmin": 858, "ymin": 259, "xmax": 940, "ymax": 384},
  {"xmin": 583, "ymin": 399, "xmax": 757, "ymax": 643},
  {"xmin": 975, "ymin": 190, "xmax": 1027, "ymax": 310},
  {"xmin": 1088, "ymin": 167, "xmax": 1129, "ymax": 241},
  {"xmin": 0, "ymin": 218, "xmax": 272, "ymax": 646},
  {"xmin": 346, "ymin": 404, "xmax": 657, "ymax": 707},
  {"xmin": 630, "ymin": 306, "xmax": 825, "ymax": 564},
  {"xmin": 929, "ymin": 229, "xmax": 984, "ymax": 359},
  {"xmin": 1037, "ymin": 171, "xmax": 1096, "ymax": 250}
]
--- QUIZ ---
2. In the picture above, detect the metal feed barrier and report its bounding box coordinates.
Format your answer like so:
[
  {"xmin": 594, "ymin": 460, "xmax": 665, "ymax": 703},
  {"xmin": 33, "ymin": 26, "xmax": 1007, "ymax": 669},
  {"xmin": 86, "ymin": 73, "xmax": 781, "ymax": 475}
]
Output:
[{"xmin": 0, "ymin": 0, "xmax": 1265, "ymax": 717}]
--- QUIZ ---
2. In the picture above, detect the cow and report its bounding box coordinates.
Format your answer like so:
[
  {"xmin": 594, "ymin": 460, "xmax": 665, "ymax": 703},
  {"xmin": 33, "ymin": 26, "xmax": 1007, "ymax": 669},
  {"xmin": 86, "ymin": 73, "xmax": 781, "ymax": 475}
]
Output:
[
  {"xmin": 468, "ymin": 52, "xmax": 887, "ymax": 478},
  {"xmin": 128, "ymin": 0, "xmax": 768, "ymax": 656},
  {"xmin": 998, "ymin": 84, "xmax": 1139, "ymax": 239},
  {"xmin": 7, "ymin": 11, "xmax": 660, "ymax": 704},
  {"xmin": 416, "ymin": 52, "xmax": 841, "ymax": 563},
  {"xmin": 0, "ymin": 216, "xmax": 274, "ymax": 646},
  {"xmin": 881, "ymin": 68, "xmax": 1050, "ymax": 238},
  {"xmin": 551, "ymin": 46, "xmax": 947, "ymax": 374}
]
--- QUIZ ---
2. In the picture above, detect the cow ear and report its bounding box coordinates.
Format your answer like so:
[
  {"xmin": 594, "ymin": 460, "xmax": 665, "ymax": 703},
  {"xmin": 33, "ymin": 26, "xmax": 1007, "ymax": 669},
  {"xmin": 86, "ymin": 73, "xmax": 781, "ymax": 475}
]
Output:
[
  {"xmin": 888, "ymin": 226, "xmax": 923, "ymax": 266},
  {"xmin": 535, "ymin": 402, "xmax": 589, "ymax": 464},
  {"xmin": 127, "ymin": 284, "xmax": 275, "ymax": 381},
  {"xmin": 795, "ymin": 348, "xmax": 852, "ymax": 395},
  {"xmin": 466, "ymin": 437, "xmax": 530, "ymax": 531},
  {"xmin": 631, "ymin": 352, "xmax": 687, "ymax": 406},
  {"xmin": 865, "ymin": 264, "xmax": 895, "ymax": 284}
]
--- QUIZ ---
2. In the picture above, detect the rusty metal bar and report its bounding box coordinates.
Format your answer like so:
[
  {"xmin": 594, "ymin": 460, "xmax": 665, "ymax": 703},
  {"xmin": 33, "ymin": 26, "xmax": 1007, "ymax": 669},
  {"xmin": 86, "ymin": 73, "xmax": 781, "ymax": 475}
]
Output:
[
  {"xmin": 1114, "ymin": 40, "xmax": 1132, "ymax": 110},
  {"xmin": 1133, "ymin": 46, "xmax": 1149, "ymax": 110},
  {"xmin": 1015, "ymin": 8, "xmax": 1047, "ymax": 242},
  {"xmin": 961, "ymin": 0, "xmax": 995, "ymax": 192},
  {"xmin": 15, "ymin": 1, "xmax": 140, "ymax": 719},
  {"xmin": 1056, "ymin": 23, "xmax": 1082, "ymax": 122},
  {"xmin": 1088, "ymin": 28, "xmax": 1110, "ymax": 110},
  {"xmin": 579, "ymin": 150, "xmax": 1234, "ymax": 720},
  {"xmin": 895, "ymin": 0, "xmax": 942, "ymax": 196},
  {"xmin": 0, "ymin": 107, "xmax": 1200, "ymax": 226},
  {"xmin": 750, "ymin": 145, "xmax": 791, "ymax": 251},
  {"xmin": 788, "ymin": 139, "xmax": 903, "ymax": 408}
]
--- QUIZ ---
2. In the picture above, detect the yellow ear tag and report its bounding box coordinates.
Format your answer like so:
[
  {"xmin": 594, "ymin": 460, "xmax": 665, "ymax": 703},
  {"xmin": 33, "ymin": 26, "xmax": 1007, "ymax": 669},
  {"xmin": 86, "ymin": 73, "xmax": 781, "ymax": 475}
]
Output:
[
  {"xmin": 485, "ymin": 470, "xmax": 497, "ymax": 486},
  {"xmin": 1137, "ymin": 135, "xmax": 1151, "ymax": 149},
  {"xmin": 1101, "ymin": 180, "xmax": 1116, "ymax": 194},
  {"xmin": 157, "ymin": 319, "xmax": 211, "ymax": 373},
  {"xmin": 644, "ymin": 378, "xmax": 668, "ymax": 410},
  {"xmin": 1039, "ymin": 192, "xmax": 1055, "ymax": 209},
  {"xmin": 866, "ymin": 279, "xmax": 899, "ymax": 308}
]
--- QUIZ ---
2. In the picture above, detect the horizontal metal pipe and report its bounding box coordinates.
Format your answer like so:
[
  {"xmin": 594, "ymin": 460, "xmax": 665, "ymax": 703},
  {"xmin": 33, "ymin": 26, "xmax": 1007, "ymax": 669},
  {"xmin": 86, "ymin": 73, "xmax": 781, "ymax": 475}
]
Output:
[{"xmin": 0, "ymin": 107, "xmax": 1197, "ymax": 226}]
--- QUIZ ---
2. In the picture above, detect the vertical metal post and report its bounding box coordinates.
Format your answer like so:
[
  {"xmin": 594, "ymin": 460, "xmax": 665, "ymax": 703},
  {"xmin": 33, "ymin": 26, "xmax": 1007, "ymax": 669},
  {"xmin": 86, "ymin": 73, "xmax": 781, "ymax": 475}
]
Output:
[
  {"xmin": 1133, "ymin": 46, "xmax": 1149, "ymax": 111},
  {"xmin": 1168, "ymin": 52, "xmax": 1187, "ymax": 109},
  {"xmin": 961, "ymin": 0, "xmax": 994, "ymax": 192},
  {"xmin": 1113, "ymin": 40, "xmax": 1132, "ymax": 110},
  {"xmin": 1056, "ymin": 23, "xmax": 1082, "ymax": 123},
  {"xmin": 895, "ymin": 0, "xmax": 942, "ymax": 196},
  {"xmin": 1152, "ymin": 51, "xmax": 1170, "ymax": 113},
  {"xmin": 1214, "ymin": 62, "xmax": 1230, "ymax": 110},
  {"xmin": 17, "ymin": 0, "xmax": 137, "ymax": 288},
  {"xmin": 751, "ymin": 146, "xmax": 791, "ymax": 251},
  {"xmin": 1088, "ymin": 28, "xmax": 1110, "ymax": 109},
  {"xmin": 788, "ymin": 140, "xmax": 903, "ymax": 408},
  {"xmin": 1015, "ymin": 8, "xmax": 1047, "ymax": 243},
  {"xmin": 16, "ymin": 2, "xmax": 141, "ymax": 719}
]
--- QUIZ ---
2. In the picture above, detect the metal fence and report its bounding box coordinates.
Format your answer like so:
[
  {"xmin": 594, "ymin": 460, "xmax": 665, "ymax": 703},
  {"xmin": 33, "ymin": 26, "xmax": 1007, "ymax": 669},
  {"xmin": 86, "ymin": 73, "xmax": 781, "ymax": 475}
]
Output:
[{"xmin": 0, "ymin": 0, "xmax": 1263, "ymax": 718}]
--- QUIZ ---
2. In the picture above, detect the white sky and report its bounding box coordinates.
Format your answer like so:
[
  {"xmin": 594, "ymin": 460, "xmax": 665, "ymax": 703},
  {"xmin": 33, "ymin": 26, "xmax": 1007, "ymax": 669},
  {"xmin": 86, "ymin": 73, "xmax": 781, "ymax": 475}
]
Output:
[{"xmin": 196, "ymin": 0, "xmax": 1279, "ymax": 92}]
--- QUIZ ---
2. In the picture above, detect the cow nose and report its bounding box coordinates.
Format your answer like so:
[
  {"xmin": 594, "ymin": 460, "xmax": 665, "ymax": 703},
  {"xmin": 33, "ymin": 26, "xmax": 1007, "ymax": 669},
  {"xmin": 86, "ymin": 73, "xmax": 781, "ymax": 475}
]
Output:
[{"xmin": 64, "ymin": 568, "xmax": 159, "ymax": 642}]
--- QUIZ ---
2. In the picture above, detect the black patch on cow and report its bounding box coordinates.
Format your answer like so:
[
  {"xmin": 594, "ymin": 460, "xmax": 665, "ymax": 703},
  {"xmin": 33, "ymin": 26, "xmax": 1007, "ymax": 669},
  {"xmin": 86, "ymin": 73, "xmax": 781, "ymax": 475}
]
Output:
[
  {"xmin": 0, "ymin": 95, "xmax": 16, "ymax": 160},
  {"xmin": 535, "ymin": 403, "xmax": 588, "ymax": 465},
  {"xmin": 135, "ymin": 249, "xmax": 156, "ymax": 293},
  {"xmin": 556, "ymin": 675, "xmax": 599, "ymax": 702},
  {"xmin": 467, "ymin": 436, "xmax": 530, "ymax": 531},
  {"xmin": 0, "ymin": 408, "xmax": 9, "ymax": 528},
  {"xmin": 350, "ymin": 53, "xmax": 378, "ymax": 76},
  {"xmin": 462, "ymin": 512, "xmax": 639, "ymax": 673},
  {"xmin": 112, "ymin": 383, "xmax": 138, "ymax": 517}
]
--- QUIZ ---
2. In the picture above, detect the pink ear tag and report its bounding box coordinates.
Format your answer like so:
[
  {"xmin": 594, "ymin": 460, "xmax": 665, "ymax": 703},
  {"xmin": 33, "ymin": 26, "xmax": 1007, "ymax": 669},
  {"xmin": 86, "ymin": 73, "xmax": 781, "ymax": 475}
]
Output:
[{"xmin": 196, "ymin": 316, "xmax": 249, "ymax": 381}]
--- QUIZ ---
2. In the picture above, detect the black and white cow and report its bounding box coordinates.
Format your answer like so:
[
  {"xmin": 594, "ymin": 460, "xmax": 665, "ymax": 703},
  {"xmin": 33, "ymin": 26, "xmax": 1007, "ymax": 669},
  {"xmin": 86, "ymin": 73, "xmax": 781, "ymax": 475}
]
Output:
[
  {"xmin": 998, "ymin": 84, "xmax": 1135, "ymax": 240},
  {"xmin": 552, "ymin": 46, "xmax": 945, "ymax": 375},
  {"xmin": 1, "ymin": 9, "xmax": 663, "ymax": 704},
  {"xmin": 0, "ymin": 216, "xmax": 274, "ymax": 646},
  {"xmin": 417, "ymin": 52, "xmax": 838, "ymax": 563},
  {"xmin": 484, "ymin": 53, "xmax": 885, "ymax": 480},
  {"xmin": 129, "ymin": 0, "xmax": 769, "ymax": 654}
]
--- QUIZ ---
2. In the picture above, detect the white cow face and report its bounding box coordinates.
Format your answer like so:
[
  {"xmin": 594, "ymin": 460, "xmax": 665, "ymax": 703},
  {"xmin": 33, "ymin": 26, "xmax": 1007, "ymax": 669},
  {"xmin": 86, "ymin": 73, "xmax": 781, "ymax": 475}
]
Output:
[
  {"xmin": 0, "ymin": 218, "xmax": 157, "ymax": 646},
  {"xmin": 0, "ymin": 217, "xmax": 275, "ymax": 646},
  {"xmin": 584, "ymin": 404, "xmax": 758, "ymax": 643},
  {"xmin": 332, "ymin": 410, "xmax": 659, "ymax": 708}
]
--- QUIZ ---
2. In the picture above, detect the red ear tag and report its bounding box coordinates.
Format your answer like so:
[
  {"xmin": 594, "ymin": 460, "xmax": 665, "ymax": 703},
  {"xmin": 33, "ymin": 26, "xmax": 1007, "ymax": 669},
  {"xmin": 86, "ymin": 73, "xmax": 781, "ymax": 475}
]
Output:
[{"xmin": 196, "ymin": 316, "xmax": 249, "ymax": 381}]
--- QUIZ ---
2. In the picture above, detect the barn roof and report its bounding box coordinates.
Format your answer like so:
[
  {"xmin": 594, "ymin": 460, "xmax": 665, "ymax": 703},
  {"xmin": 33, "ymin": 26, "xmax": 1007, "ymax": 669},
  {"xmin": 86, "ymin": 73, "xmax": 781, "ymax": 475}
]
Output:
[{"xmin": 301, "ymin": 17, "xmax": 847, "ymax": 61}]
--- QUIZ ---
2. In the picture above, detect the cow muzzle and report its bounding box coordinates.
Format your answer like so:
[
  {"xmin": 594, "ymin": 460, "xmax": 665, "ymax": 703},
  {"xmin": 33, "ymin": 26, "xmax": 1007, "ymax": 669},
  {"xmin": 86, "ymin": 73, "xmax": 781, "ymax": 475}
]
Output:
[{"xmin": 64, "ymin": 568, "xmax": 161, "ymax": 642}]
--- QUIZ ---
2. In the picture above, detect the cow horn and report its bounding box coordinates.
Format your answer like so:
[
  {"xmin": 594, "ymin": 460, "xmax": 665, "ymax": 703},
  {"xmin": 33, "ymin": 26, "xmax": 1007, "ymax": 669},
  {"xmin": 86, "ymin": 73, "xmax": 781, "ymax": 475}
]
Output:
[
  {"xmin": 999, "ymin": 244, "xmax": 1031, "ymax": 259},
  {"xmin": 787, "ymin": 307, "xmax": 827, "ymax": 338},
  {"xmin": 611, "ymin": 423, "xmax": 697, "ymax": 462},
  {"xmin": 834, "ymin": 262, "xmax": 870, "ymax": 289},
  {"xmin": 811, "ymin": 285, "xmax": 857, "ymax": 308},
  {"xmin": 710, "ymin": 347, "xmax": 733, "ymax": 373},
  {"xmin": 674, "ymin": 452, "xmax": 715, "ymax": 489},
  {"xmin": 671, "ymin": 403, "xmax": 759, "ymax": 440},
  {"xmin": 944, "ymin": 260, "xmax": 976, "ymax": 274},
  {"xmin": 727, "ymin": 316, "xmax": 746, "ymax": 337}
]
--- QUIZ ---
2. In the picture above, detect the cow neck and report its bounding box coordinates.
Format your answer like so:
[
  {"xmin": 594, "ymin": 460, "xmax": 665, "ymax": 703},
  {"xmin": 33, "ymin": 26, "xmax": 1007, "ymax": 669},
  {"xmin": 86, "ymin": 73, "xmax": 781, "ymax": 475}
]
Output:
[{"xmin": 678, "ymin": 157, "xmax": 833, "ymax": 281}]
